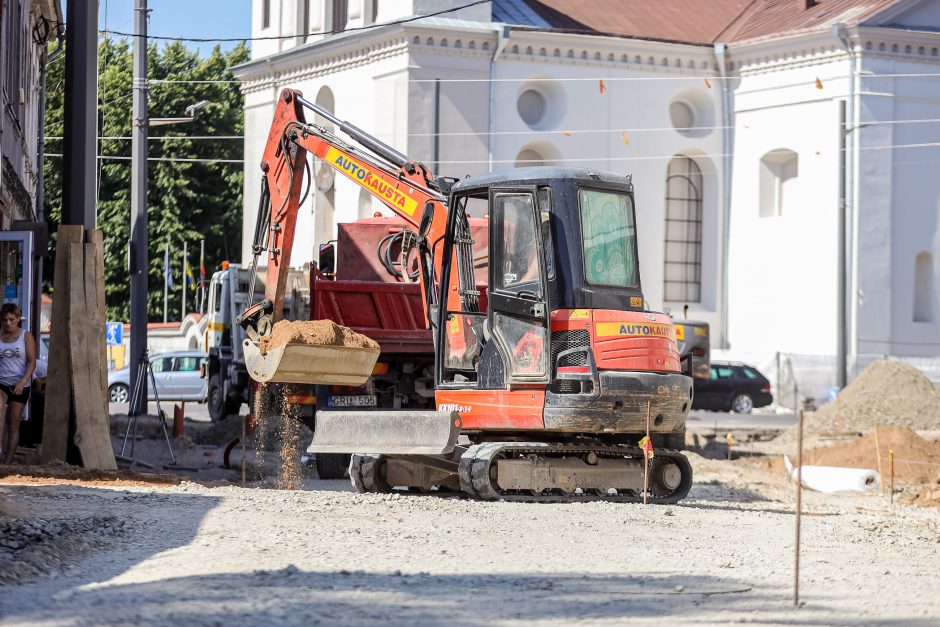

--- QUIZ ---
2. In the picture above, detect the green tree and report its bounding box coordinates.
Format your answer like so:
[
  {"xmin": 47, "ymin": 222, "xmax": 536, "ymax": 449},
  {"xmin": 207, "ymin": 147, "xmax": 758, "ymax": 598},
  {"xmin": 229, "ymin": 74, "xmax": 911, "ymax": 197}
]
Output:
[{"xmin": 43, "ymin": 39, "xmax": 248, "ymax": 321}]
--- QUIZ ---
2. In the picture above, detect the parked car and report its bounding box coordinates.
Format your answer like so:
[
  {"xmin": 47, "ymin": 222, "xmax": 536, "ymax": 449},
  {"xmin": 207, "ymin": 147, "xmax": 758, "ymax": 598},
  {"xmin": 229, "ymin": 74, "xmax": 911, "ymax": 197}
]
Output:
[
  {"xmin": 692, "ymin": 361, "xmax": 773, "ymax": 414},
  {"xmin": 108, "ymin": 351, "xmax": 207, "ymax": 403}
]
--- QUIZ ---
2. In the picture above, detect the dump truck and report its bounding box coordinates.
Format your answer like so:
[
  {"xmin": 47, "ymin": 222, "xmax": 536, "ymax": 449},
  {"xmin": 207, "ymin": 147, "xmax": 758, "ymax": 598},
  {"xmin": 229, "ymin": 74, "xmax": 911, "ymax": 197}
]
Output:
[
  {"xmin": 238, "ymin": 88, "xmax": 695, "ymax": 502},
  {"xmin": 203, "ymin": 264, "xmax": 308, "ymax": 420}
]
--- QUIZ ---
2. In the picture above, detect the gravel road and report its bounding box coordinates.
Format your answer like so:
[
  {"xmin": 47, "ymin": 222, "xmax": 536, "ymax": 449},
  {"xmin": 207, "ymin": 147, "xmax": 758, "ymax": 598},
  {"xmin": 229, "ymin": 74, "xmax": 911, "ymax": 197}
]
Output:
[{"xmin": 2, "ymin": 455, "xmax": 939, "ymax": 626}]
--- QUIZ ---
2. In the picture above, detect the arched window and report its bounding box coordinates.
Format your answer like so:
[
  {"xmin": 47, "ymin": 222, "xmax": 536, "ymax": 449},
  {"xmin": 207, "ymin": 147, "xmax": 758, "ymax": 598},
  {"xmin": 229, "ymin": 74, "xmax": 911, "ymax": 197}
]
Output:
[
  {"xmin": 664, "ymin": 157, "xmax": 702, "ymax": 303},
  {"xmin": 313, "ymin": 86, "xmax": 336, "ymax": 253},
  {"xmin": 914, "ymin": 251, "xmax": 935, "ymax": 322},
  {"xmin": 759, "ymin": 149, "xmax": 798, "ymax": 217}
]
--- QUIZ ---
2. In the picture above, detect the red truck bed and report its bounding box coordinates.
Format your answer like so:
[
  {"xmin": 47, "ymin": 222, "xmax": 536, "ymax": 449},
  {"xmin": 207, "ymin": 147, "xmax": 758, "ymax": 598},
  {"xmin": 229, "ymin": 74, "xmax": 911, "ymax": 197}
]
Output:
[{"xmin": 312, "ymin": 279, "xmax": 431, "ymax": 354}]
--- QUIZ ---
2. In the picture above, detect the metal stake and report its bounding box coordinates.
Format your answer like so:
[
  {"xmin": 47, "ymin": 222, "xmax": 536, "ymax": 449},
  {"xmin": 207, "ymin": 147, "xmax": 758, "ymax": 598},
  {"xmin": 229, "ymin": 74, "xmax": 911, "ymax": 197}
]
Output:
[
  {"xmin": 794, "ymin": 409, "xmax": 804, "ymax": 607},
  {"xmin": 643, "ymin": 400, "xmax": 651, "ymax": 505},
  {"xmin": 889, "ymin": 449, "xmax": 895, "ymax": 505}
]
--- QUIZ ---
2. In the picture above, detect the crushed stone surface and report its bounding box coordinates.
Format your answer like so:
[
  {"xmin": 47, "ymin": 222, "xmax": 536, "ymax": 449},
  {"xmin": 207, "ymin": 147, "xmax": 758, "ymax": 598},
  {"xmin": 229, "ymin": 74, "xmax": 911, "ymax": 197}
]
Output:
[
  {"xmin": 1, "ymin": 454, "xmax": 939, "ymax": 626},
  {"xmin": 259, "ymin": 319, "xmax": 379, "ymax": 353}
]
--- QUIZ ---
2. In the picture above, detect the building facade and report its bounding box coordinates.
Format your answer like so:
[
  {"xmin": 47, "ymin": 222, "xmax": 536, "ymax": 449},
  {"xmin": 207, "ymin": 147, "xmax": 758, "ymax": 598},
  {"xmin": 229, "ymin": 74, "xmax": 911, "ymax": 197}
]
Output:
[
  {"xmin": 234, "ymin": 0, "xmax": 940, "ymax": 363},
  {"xmin": 0, "ymin": 0, "xmax": 61, "ymax": 336}
]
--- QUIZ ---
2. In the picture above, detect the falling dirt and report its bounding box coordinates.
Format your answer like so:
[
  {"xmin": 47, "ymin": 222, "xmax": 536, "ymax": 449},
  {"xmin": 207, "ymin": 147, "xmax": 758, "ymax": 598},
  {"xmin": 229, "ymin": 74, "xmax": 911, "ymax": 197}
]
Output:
[
  {"xmin": 250, "ymin": 382, "xmax": 304, "ymax": 490},
  {"xmin": 259, "ymin": 319, "xmax": 379, "ymax": 353},
  {"xmin": 275, "ymin": 393, "xmax": 303, "ymax": 490},
  {"xmin": 804, "ymin": 426, "xmax": 940, "ymax": 486}
]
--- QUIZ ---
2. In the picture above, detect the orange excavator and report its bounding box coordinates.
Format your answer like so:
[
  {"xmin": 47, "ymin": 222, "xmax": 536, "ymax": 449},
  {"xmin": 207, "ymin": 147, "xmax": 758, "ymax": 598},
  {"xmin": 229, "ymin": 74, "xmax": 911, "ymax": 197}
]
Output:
[{"xmin": 238, "ymin": 88, "xmax": 694, "ymax": 502}]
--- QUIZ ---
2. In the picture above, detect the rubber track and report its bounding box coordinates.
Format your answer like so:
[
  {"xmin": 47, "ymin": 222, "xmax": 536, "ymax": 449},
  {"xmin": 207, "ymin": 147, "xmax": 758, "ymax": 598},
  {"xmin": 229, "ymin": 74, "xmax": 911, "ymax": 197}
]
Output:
[
  {"xmin": 349, "ymin": 454, "xmax": 392, "ymax": 493},
  {"xmin": 458, "ymin": 442, "xmax": 693, "ymax": 504}
]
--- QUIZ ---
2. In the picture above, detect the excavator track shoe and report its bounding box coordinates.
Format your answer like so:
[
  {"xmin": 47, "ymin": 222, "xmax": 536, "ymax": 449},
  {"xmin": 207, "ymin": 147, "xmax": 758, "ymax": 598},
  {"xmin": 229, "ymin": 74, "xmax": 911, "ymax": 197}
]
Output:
[{"xmin": 458, "ymin": 443, "xmax": 693, "ymax": 504}]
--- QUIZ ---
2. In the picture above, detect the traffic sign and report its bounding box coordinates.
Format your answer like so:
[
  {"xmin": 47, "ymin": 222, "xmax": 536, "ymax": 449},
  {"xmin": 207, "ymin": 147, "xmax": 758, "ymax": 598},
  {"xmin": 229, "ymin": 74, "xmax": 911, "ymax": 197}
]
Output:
[{"xmin": 106, "ymin": 322, "xmax": 123, "ymax": 346}]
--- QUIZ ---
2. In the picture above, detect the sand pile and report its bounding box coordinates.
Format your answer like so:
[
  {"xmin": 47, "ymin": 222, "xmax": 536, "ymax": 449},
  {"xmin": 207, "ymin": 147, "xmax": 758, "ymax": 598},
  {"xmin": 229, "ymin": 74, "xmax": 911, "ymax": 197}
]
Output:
[
  {"xmin": 259, "ymin": 320, "xmax": 379, "ymax": 353},
  {"xmin": 805, "ymin": 426, "xmax": 940, "ymax": 485},
  {"xmin": 811, "ymin": 360, "xmax": 940, "ymax": 432}
]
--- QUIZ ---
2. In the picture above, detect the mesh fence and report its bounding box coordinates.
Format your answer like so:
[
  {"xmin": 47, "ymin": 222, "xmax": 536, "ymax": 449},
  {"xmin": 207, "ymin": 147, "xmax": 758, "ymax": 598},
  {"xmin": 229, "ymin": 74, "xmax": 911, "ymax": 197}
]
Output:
[{"xmin": 730, "ymin": 352, "xmax": 940, "ymax": 411}]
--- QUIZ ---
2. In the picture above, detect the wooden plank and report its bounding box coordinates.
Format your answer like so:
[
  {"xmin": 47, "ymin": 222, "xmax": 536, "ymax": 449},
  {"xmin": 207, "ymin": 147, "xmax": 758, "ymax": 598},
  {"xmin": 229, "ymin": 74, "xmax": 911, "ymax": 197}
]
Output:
[
  {"xmin": 68, "ymin": 242, "xmax": 97, "ymax": 468},
  {"xmin": 85, "ymin": 235, "xmax": 116, "ymax": 469},
  {"xmin": 40, "ymin": 225, "xmax": 84, "ymax": 463},
  {"xmin": 88, "ymin": 231, "xmax": 113, "ymax": 424}
]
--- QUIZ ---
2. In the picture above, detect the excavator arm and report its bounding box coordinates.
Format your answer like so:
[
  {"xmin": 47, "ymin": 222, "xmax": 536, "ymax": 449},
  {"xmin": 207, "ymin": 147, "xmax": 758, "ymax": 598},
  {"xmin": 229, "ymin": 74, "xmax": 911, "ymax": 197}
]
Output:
[{"xmin": 238, "ymin": 88, "xmax": 451, "ymax": 341}]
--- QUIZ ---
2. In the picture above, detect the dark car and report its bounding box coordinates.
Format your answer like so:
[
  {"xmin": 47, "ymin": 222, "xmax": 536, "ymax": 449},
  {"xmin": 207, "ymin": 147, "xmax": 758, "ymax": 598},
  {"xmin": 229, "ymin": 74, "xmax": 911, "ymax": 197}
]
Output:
[{"xmin": 692, "ymin": 361, "xmax": 773, "ymax": 414}]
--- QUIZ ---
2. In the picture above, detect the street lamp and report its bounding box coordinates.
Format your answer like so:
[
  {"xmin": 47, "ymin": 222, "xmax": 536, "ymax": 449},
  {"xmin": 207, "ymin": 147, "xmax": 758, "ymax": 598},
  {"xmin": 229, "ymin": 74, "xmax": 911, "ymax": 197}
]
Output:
[{"xmin": 150, "ymin": 100, "xmax": 210, "ymax": 127}]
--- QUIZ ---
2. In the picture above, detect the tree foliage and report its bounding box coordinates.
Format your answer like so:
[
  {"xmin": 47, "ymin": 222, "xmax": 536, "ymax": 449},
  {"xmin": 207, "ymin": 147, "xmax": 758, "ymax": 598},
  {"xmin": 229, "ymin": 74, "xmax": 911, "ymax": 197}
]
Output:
[{"xmin": 43, "ymin": 39, "xmax": 248, "ymax": 321}]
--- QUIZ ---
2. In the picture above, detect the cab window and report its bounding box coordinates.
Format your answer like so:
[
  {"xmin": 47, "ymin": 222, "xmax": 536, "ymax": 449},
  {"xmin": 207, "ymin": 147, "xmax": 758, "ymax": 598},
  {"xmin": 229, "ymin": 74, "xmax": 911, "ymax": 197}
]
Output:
[
  {"xmin": 537, "ymin": 187, "xmax": 555, "ymax": 280},
  {"xmin": 494, "ymin": 193, "xmax": 542, "ymax": 296},
  {"xmin": 579, "ymin": 189, "xmax": 637, "ymax": 288}
]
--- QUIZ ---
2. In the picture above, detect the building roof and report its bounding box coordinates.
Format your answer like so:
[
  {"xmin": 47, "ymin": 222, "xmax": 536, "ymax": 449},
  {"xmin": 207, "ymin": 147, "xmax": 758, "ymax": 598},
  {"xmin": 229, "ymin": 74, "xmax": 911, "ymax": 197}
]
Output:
[{"xmin": 497, "ymin": 0, "xmax": 906, "ymax": 45}]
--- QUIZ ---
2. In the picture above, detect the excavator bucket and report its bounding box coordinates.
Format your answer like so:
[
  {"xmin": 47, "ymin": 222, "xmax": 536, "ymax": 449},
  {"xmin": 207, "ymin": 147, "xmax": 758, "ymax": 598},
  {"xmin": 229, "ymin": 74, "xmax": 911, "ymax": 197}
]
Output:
[
  {"xmin": 309, "ymin": 411, "xmax": 462, "ymax": 455},
  {"xmin": 243, "ymin": 339, "xmax": 380, "ymax": 385}
]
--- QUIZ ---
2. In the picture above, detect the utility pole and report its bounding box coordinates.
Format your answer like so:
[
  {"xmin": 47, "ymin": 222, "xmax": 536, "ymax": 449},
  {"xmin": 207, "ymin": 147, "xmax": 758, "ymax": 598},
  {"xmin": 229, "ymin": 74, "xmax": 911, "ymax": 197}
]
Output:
[
  {"xmin": 129, "ymin": 0, "xmax": 149, "ymax": 414},
  {"xmin": 62, "ymin": 0, "xmax": 98, "ymax": 228},
  {"xmin": 837, "ymin": 101, "xmax": 848, "ymax": 390}
]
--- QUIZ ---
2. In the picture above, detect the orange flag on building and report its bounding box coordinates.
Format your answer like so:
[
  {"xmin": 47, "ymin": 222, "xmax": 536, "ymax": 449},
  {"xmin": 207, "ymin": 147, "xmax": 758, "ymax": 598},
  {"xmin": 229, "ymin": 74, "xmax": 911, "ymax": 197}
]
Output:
[
  {"xmin": 704, "ymin": 77, "xmax": 713, "ymax": 89},
  {"xmin": 815, "ymin": 76, "xmax": 824, "ymax": 89},
  {"xmin": 621, "ymin": 130, "xmax": 629, "ymax": 144},
  {"xmin": 599, "ymin": 79, "xmax": 606, "ymax": 94}
]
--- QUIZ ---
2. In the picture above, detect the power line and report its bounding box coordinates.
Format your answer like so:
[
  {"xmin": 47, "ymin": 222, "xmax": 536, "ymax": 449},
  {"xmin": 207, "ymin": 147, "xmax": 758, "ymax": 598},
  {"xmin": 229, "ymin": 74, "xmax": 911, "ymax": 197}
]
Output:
[
  {"xmin": 99, "ymin": 0, "xmax": 492, "ymax": 42},
  {"xmin": 44, "ymin": 140, "xmax": 940, "ymax": 168},
  {"xmin": 45, "ymin": 135, "xmax": 243, "ymax": 141},
  {"xmin": 42, "ymin": 115, "xmax": 940, "ymax": 144},
  {"xmin": 45, "ymin": 154, "xmax": 244, "ymax": 164}
]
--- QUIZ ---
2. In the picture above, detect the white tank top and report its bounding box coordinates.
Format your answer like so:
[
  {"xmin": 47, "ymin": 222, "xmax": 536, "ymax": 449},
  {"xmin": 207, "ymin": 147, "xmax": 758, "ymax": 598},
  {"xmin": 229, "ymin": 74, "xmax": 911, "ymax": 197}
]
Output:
[{"xmin": 0, "ymin": 330, "xmax": 27, "ymax": 386}]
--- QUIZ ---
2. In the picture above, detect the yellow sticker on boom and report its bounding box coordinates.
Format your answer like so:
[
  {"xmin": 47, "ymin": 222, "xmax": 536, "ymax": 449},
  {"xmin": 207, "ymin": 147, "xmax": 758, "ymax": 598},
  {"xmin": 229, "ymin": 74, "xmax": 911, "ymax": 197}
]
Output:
[
  {"xmin": 695, "ymin": 326, "xmax": 708, "ymax": 337},
  {"xmin": 675, "ymin": 324, "xmax": 685, "ymax": 341},
  {"xmin": 596, "ymin": 322, "xmax": 676, "ymax": 341},
  {"xmin": 630, "ymin": 296, "xmax": 643, "ymax": 308},
  {"xmin": 568, "ymin": 309, "xmax": 590, "ymax": 320},
  {"xmin": 324, "ymin": 147, "xmax": 419, "ymax": 216}
]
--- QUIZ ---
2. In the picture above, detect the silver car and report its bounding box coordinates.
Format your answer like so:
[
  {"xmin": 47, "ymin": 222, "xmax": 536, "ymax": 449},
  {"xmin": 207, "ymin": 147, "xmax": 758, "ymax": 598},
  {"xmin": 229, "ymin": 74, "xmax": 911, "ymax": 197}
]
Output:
[{"xmin": 108, "ymin": 351, "xmax": 208, "ymax": 403}]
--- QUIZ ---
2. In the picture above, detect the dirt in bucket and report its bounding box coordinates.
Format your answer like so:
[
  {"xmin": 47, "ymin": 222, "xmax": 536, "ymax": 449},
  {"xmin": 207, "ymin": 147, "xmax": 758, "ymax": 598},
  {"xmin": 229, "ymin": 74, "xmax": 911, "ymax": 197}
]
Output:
[{"xmin": 259, "ymin": 320, "xmax": 379, "ymax": 353}]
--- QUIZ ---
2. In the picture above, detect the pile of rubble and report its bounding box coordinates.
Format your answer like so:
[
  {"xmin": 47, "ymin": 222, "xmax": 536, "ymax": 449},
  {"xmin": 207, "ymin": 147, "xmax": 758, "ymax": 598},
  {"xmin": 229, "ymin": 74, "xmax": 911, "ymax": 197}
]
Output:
[{"xmin": 0, "ymin": 514, "xmax": 129, "ymax": 584}]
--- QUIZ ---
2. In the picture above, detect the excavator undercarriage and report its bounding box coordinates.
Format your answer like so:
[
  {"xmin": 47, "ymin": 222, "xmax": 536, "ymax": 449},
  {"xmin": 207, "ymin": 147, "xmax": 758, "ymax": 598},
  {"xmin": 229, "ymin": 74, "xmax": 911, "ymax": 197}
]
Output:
[{"xmin": 349, "ymin": 442, "xmax": 693, "ymax": 504}]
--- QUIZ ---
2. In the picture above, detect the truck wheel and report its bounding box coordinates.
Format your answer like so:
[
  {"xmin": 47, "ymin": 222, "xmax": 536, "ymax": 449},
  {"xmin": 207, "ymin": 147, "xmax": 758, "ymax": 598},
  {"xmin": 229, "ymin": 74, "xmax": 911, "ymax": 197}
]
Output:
[
  {"xmin": 208, "ymin": 375, "xmax": 241, "ymax": 421},
  {"xmin": 315, "ymin": 454, "xmax": 351, "ymax": 480}
]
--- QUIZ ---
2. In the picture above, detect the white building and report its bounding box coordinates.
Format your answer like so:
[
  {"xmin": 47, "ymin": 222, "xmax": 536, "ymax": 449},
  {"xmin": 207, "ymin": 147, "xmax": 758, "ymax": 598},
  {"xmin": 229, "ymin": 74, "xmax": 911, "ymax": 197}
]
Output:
[{"xmin": 233, "ymin": 0, "xmax": 940, "ymax": 364}]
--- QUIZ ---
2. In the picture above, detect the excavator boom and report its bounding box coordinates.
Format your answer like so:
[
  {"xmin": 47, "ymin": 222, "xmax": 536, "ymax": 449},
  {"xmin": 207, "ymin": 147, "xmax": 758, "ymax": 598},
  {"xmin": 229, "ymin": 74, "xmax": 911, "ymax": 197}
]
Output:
[{"xmin": 239, "ymin": 89, "xmax": 452, "ymax": 383}]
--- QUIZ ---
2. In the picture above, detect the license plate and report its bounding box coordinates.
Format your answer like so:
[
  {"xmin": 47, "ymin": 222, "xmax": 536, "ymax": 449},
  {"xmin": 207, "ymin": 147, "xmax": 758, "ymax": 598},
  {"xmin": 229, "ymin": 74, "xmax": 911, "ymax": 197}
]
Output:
[{"xmin": 328, "ymin": 395, "xmax": 377, "ymax": 407}]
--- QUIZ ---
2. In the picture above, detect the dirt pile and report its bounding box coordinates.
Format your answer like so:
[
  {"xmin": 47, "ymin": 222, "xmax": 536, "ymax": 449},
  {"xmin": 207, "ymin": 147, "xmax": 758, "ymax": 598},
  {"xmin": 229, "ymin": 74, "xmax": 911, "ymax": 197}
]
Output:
[
  {"xmin": 259, "ymin": 320, "xmax": 379, "ymax": 353},
  {"xmin": 0, "ymin": 462, "xmax": 180, "ymax": 488},
  {"xmin": 811, "ymin": 360, "xmax": 940, "ymax": 432},
  {"xmin": 804, "ymin": 426, "xmax": 940, "ymax": 485}
]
